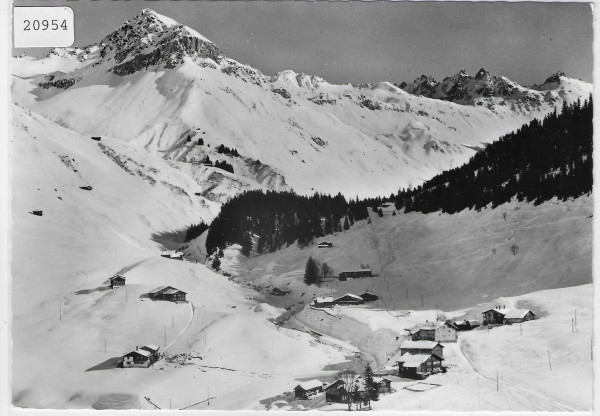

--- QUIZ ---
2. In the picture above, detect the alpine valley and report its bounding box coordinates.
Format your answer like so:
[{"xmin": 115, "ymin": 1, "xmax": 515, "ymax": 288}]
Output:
[{"xmin": 10, "ymin": 9, "xmax": 593, "ymax": 411}]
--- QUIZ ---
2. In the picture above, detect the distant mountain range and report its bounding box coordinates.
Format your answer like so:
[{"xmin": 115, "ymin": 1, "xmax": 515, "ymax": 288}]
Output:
[{"xmin": 12, "ymin": 8, "xmax": 592, "ymax": 199}]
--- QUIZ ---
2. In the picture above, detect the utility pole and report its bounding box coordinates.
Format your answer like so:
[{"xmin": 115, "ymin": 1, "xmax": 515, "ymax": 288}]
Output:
[
  {"xmin": 547, "ymin": 351, "xmax": 552, "ymax": 371},
  {"xmin": 421, "ymin": 294, "xmax": 424, "ymax": 309},
  {"xmin": 164, "ymin": 325, "xmax": 167, "ymax": 348},
  {"xmin": 104, "ymin": 339, "xmax": 107, "ymax": 354},
  {"xmin": 59, "ymin": 301, "xmax": 62, "ymax": 324},
  {"xmin": 496, "ymin": 371, "xmax": 499, "ymax": 391},
  {"xmin": 207, "ymin": 387, "xmax": 210, "ymax": 406}
]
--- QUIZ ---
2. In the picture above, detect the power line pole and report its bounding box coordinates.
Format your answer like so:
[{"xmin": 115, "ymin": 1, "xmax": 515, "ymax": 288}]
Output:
[
  {"xmin": 164, "ymin": 325, "xmax": 167, "ymax": 348},
  {"xmin": 547, "ymin": 351, "xmax": 552, "ymax": 371},
  {"xmin": 496, "ymin": 371, "xmax": 499, "ymax": 391}
]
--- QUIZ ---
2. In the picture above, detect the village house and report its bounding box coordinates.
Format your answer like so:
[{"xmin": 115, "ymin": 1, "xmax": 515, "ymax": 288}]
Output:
[
  {"xmin": 147, "ymin": 286, "xmax": 187, "ymax": 302},
  {"xmin": 399, "ymin": 340, "xmax": 444, "ymax": 359},
  {"xmin": 359, "ymin": 292, "xmax": 379, "ymax": 302},
  {"xmin": 104, "ymin": 274, "xmax": 126, "ymax": 289},
  {"xmin": 338, "ymin": 269, "xmax": 372, "ymax": 280},
  {"xmin": 122, "ymin": 345, "xmax": 160, "ymax": 368},
  {"xmin": 311, "ymin": 296, "xmax": 334, "ymax": 308},
  {"xmin": 294, "ymin": 379, "xmax": 323, "ymax": 399},
  {"xmin": 482, "ymin": 306, "xmax": 535, "ymax": 325},
  {"xmin": 373, "ymin": 377, "xmax": 393, "ymax": 394},
  {"xmin": 378, "ymin": 201, "xmax": 396, "ymax": 215},
  {"xmin": 334, "ymin": 293, "xmax": 364, "ymax": 305},
  {"xmin": 324, "ymin": 379, "xmax": 347, "ymax": 403},
  {"xmin": 317, "ymin": 241, "xmax": 333, "ymax": 248},
  {"xmin": 397, "ymin": 353, "xmax": 444, "ymax": 379},
  {"xmin": 405, "ymin": 322, "xmax": 457, "ymax": 342}
]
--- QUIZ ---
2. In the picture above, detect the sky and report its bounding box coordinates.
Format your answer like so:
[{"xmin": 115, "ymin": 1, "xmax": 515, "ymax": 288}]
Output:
[{"xmin": 12, "ymin": 0, "xmax": 594, "ymax": 87}]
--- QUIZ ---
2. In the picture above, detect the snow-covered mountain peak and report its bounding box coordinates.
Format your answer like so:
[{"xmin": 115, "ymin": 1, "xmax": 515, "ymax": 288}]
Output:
[{"xmin": 475, "ymin": 67, "xmax": 491, "ymax": 80}]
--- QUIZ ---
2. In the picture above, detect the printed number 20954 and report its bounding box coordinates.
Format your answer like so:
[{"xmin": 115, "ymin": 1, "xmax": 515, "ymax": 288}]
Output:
[{"xmin": 24, "ymin": 19, "xmax": 68, "ymax": 31}]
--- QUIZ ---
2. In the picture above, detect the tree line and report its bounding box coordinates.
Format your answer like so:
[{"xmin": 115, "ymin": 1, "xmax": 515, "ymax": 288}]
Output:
[
  {"xmin": 392, "ymin": 96, "xmax": 592, "ymax": 213},
  {"xmin": 205, "ymin": 190, "xmax": 371, "ymax": 255}
]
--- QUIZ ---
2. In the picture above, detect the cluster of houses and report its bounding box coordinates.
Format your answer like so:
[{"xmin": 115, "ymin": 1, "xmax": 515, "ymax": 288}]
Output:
[
  {"xmin": 293, "ymin": 376, "xmax": 393, "ymax": 402},
  {"xmin": 147, "ymin": 286, "xmax": 188, "ymax": 302},
  {"xmin": 311, "ymin": 292, "xmax": 379, "ymax": 308}
]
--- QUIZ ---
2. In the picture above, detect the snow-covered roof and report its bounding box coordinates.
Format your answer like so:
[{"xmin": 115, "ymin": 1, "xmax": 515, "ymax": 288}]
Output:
[
  {"xmin": 148, "ymin": 285, "xmax": 171, "ymax": 294},
  {"xmin": 400, "ymin": 340, "xmax": 443, "ymax": 349},
  {"xmin": 373, "ymin": 377, "xmax": 392, "ymax": 383},
  {"xmin": 142, "ymin": 344, "xmax": 159, "ymax": 351},
  {"xmin": 110, "ymin": 274, "xmax": 125, "ymax": 280},
  {"xmin": 397, "ymin": 353, "xmax": 431, "ymax": 368},
  {"xmin": 340, "ymin": 269, "xmax": 372, "ymax": 273},
  {"xmin": 170, "ymin": 252, "xmax": 183, "ymax": 258},
  {"xmin": 335, "ymin": 293, "xmax": 363, "ymax": 301},
  {"xmin": 503, "ymin": 309, "xmax": 534, "ymax": 319},
  {"xmin": 406, "ymin": 322, "xmax": 444, "ymax": 333},
  {"xmin": 297, "ymin": 379, "xmax": 322, "ymax": 390},
  {"xmin": 163, "ymin": 288, "xmax": 186, "ymax": 295},
  {"xmin": 125, "ymin": 349, "xmax": 151, "ymax": 357},
  {"xmin": 315, "ymin": 296, "xmax": 333, "ymax": 303}
]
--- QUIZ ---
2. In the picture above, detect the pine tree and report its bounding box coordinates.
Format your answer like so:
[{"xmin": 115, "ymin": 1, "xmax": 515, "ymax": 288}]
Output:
[
  {"xmin": 363, "ymin": 363, "xmax": 378, "ymax": 402},
  {"xmin": 343, "ymin": 216, "xmax": 350, "ymax": 231}
]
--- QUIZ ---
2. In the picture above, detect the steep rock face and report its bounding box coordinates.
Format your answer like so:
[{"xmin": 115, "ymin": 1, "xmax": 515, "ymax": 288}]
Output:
[
  {"xmin": 398, "ymin": 68, "xmax": 551, "ymax": 106},
  {"xmin": 100, "ymin": 9, "xmax": 224, "ymax": 75}
]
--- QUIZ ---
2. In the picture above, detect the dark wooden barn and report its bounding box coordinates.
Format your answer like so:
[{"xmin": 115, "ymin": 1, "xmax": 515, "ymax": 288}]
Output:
[
  {"xmin": 374, "ymin": 377, "xmax": 392, "ymax": 394},
  {"xmin": 106, "ymin": 274, "xmax": 126, "ymax": 289},
  {"xmin": 397, "ymin": 354, "xmax": 444, "ymax": 379},
  {"xmin": 338, "ymin": 269, "xmax": 372, "ymax": 280},
  {"xmin": 294, "ymin": 379, "xmax": 323, "ymax": 399},
  {"xmin": 324, "ymin": 379, "xmax": 347, "ymax": 403},
  {"xmin": 333, "ymin": 294, "xmax": 364, "ymax": 305},
  {"xmin": 147, "ymin": 286, "xmax": 187, "ymax": 302},
  {"xmin": 359, "ymin": 292, "xmax": 379, "ymax": 302}
]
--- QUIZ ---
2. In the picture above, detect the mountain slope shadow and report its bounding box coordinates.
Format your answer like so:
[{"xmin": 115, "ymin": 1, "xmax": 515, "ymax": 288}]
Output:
[{"xmin": 150, "ymin": 228, "xmax": 188, "ymax": 250}]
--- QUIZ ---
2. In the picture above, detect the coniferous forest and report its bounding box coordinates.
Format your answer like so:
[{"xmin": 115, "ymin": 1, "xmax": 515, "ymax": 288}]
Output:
[
  {"xmin": 205, "ymin": 191, "xmax": 371, "ymax": 255},
  {"xmin": 202, "ymin": 97, "xmax": 592, "ymax": 256},
  {"xmin": 393, "ymin": 97, "xmax": 593, "ymax": 213}
]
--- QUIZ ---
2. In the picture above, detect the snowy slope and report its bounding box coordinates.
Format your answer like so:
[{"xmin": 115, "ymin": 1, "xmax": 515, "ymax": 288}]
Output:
[
  {"xmin": 230, "ymin": 196, "xmax": 592, "ymax": 311},
  {"xmin": 11, "ymin": 9, "xmax": 593, "ymax": 198},
  {"xmin": 11, "ymin": 105, "xmax": 354, "ymax": 409}
]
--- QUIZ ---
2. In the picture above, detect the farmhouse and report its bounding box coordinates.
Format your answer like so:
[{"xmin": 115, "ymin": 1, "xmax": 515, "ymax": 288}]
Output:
[
  {"xmin": 400, "ymin": 340, "xmax": 444, "ymax": 359},
  {"xmin": 311, "ymin": 296, "xmax": 334, "ymax": 307},
  {"xmin": 482, "ymin": 307, "xmax": 535, "ymax": 325},
  {"xmin": 334, "ymin": 293, "xmax": 364, "ymax": 305},
  {"xmin": 378, "ymin": 201, "xmax": 396, "ymax": 215},
  {"xmin": 104, "ymin": 274, "xmax": 126, "ymax": 289},
  {"xmin": 503, "ymin": 309, "xmax": 536, "ymax": 324},
  {"xmin": 147, "ymin": 286, "xmax": 187, "ymax": 302},
  {"xmin": 170, "ymin": 252, "xmax": 184, "ymax": 260},
  {"xmin": 324, "ymin": 379, "xmax": 347, "ymax": 403},
  {"xmin": 338, "ymin": 269, "xmax": 372, "ymax": 280},
  {"xmin": 317, "ymin": 241, "xmax": 333, "ymax": 248},
  {"xmin": 294, "ymin": 379, "xmax": 323, "ymax": 399},
  {"xmin": 122, "ymin": 345, "xmax": 160, "ymax": 368},
  {"xmin": 397, "ymin": 353, "xmax": 443, "ymax": 379},
  {"xmin": 373, "ymin": 377, "xmax": 393, "ymax": 394},
  {"xmin": 406, "ymin": 322, "xmax": 457, "ymax": 342},
  {"xmin": 359, "ymin": 292, "xmax": 379, "ymax": 302}
]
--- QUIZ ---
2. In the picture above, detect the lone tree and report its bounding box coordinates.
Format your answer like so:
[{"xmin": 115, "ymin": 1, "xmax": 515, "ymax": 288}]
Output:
[
  {"xmin": 321, "ymin": 262, "xmax": 333, "ymax": 280},
  {"xmin": 211, "ymin": 256, "xmax": 221, "ymax": 271},
  {"xmin": 337, "ymin": 369, "xmax": 357, "ymax": 411},
  {"xmin": 304, "ymin": 256, "xmax": 320, "ymax": 285}
]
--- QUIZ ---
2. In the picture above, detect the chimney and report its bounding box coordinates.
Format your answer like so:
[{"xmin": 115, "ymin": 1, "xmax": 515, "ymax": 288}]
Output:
[{"xmin": 136, "ymin": 346, "xmax": 138, "ymax": 351}]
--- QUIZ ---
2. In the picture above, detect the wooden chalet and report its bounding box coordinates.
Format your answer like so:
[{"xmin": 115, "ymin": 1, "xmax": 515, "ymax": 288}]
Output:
[
  {"xmin": 324, "ymin": 379, "xmax": 347, "ymax": 403},
  {"xmin": 373, "ymin": 377, "xmax": 392, "ymax": 394},
  {"xmin": 294, "ymin": 379, "xmax": 323, "ymax": 399},
  {"xmin": 122, "ymin": 345, "xmax": 160, "ymax": 368},
  {"xmin": 104, "ymin": 274, "xmax": 126, "ymax": 289},
  {"xmin": 399, "ymin": 340, "xmax": 444, "ymax": 359},
  {"xmin": 311, "ymin": 296, "xmax": 334, "ymax": 308},
  {"xmin": 405, "ymin": 322, "xmax": 457, "ymax": 342},
  {"xmin": 147, "ymin": 286, "xmax": 187, "ymax": 302},
  {"xmin": 503, "ymin": 309, "xmax": 535, "ymax": 324},
  {"xmin": 333, "ymin": 293, "xmax": 364, "ymax": 305},
  {"xmin": 317, "ymin": 241, "xmax": 333, "ymax": 248},
  {"xmin": 359, "ymin": 292, "xmax": 379, "ymax": 302},
  {"xmin": 397, "ymin": 353, "xmax": 443, "ymax": 379},
  {"xmin": 338, "ymin": 269, "xmax": 372, "ymax": 280},
  {"xmin": 482, "ymin": 307, "xmax": 535, "ymax": 325}
]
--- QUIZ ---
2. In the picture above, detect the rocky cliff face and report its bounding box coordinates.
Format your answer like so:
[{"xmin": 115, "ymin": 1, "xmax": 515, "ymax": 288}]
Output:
[{"xmin": 398, "ymin": 68, "xmax": 559, "ymax": 107}]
